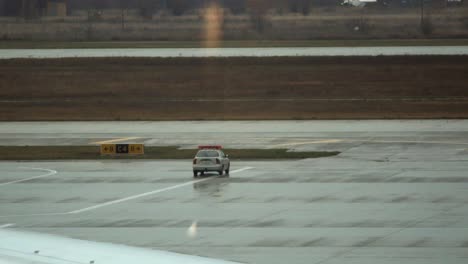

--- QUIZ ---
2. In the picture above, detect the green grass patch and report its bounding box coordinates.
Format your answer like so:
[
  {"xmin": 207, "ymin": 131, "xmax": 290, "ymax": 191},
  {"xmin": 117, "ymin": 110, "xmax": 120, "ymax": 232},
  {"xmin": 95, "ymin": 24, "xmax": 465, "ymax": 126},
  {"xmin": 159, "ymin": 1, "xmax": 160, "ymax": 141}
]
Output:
[
  {"xmin": 1, "ymin": 39, "xmax": 468, "ymax": 49},
  {"xmin": 0, "ymin": 146, "xmax": 339, "ymax": 160}
]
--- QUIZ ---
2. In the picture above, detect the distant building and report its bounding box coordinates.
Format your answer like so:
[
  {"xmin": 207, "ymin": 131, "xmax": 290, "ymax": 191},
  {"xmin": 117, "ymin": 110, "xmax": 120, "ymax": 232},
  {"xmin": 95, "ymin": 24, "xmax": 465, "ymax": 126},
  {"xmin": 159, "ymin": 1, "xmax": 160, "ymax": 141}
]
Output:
[
  {"xmin": 446, "ymin": 0, "xmax": 464, "ymax": 6},
  {"xmin": 342, "ymin": 0, "xmax": 378, "ymax": 7},
  {"xmin": 47, "ymin": 0, "xmax": 66, "ymax": 16}
]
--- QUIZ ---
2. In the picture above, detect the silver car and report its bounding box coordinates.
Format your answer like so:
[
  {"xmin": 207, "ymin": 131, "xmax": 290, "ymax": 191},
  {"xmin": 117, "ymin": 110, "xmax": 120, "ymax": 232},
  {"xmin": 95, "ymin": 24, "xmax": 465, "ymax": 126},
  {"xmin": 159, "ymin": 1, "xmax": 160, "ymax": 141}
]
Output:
[{"xmin": 193, "ymin": 146, "xmax": 230, "ymax": 177}]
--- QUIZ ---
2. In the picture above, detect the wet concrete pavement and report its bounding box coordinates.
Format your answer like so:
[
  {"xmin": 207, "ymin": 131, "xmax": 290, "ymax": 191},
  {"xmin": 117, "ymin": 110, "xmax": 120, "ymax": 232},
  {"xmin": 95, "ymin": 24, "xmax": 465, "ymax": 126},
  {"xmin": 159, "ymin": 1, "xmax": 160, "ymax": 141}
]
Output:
[
  {"xmin": 1, "ymin": 120, "xmax": 468, "ymax": 264},
  {"xmin": 2, "ymin": 46, "xmax": 468, "ymax": 59},
  {"xmin": 1, "ymin": 120, "xmax": 468, "ymax": 150}
]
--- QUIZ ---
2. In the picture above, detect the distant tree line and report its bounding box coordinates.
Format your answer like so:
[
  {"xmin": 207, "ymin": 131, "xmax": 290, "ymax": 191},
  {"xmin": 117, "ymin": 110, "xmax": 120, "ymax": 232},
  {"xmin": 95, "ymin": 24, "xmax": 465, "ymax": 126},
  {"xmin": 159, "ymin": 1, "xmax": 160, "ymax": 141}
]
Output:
[
  {"xmin": 0, "ymin": 0, "xmax": 463, "ymax": 17},
  {"xmin": 0, "ymin": 0, "xmax": 48, "ymax": 18},
  {"xmin": 66, "ymin": 0, "xmax": 341, "ymax": 16}
]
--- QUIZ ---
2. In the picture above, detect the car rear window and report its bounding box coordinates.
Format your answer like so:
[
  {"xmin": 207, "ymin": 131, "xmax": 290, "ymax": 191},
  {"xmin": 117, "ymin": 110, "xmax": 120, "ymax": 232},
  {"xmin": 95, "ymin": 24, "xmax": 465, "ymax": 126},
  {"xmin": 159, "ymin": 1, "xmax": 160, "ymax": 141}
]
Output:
[{"xmin": 196, "ymin": 150, "xmax": 219, "ymax": 157}]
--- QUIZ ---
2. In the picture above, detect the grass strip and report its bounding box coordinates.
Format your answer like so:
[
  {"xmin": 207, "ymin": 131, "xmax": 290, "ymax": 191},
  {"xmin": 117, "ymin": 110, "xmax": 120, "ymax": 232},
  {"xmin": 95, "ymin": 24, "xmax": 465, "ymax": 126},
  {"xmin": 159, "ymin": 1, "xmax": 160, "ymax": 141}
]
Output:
[{"xmin": 0, "ymin": 146, "xmax": 339, "ymax": 160}]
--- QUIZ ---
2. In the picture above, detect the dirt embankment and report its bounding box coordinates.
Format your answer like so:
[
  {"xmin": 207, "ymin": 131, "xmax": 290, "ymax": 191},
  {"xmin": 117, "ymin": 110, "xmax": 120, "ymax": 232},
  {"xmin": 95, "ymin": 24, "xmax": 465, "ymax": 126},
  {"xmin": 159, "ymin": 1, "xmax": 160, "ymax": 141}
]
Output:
[{"xmin": 1, "ymin": 56, "xmax": 468, "ymax": 120}]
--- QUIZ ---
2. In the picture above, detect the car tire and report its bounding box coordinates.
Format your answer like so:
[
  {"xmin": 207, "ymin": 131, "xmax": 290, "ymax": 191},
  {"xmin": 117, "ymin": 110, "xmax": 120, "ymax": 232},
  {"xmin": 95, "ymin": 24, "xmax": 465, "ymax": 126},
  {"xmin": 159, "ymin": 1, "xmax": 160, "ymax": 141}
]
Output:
[
  {"xmin": 218, "ymin": 170, "xmax": 223, "ymax": 176},
  {"xmin": 225, "ymin": 166, "xmax": 230, "ymax": 176},
  {"xmin": 193, "ymin": 171, "xmax": 198, "ymax": 178}
]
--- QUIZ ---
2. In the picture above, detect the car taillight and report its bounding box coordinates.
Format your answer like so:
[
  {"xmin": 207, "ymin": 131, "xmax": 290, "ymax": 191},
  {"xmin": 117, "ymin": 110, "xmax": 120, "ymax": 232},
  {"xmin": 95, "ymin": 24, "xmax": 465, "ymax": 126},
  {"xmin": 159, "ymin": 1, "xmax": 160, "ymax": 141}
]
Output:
[
  {"xmin": 193, "ymin": 159, "xmax": 197, "ymax": 165},
  {"xmin": 216, "ymin": 158, "xmax": 220, "ymax": 164}
]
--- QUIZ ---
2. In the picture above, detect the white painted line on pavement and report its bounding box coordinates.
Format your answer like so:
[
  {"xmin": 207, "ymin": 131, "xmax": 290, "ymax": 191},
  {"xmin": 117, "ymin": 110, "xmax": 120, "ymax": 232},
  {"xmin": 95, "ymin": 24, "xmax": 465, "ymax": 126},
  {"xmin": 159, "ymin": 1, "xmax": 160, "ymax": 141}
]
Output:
[
  {"xmin": 92, "ymin": 137, "xmax": 141, "ymax": 145},
  {"xmin": 272, "ymin": 139, "xmax": 468, "ymax": 149},
  {"xmin": 354, "ymin": 139, "xmax": 468, "ymax": 145},
  {"xmin": 0, "ymin": 167, "xmax": 57, "ymax": 187},
  {"xmin": 0, "ymin": 223, "xmax": 15, "ymax": 228},
  {"xmin": 272, "ymin": 139, "xmax": 343, "ymax": 148},
  {"xmin": 0, "ymin": 167, "xmax": 254, "ymax": 218},
  {"xmin": 68, "ymin": 167, "xmax": 254, "ymax": 214},
  {"xmin": 228, "ymin": 167, "xmax": 254, "ymax": 174}
]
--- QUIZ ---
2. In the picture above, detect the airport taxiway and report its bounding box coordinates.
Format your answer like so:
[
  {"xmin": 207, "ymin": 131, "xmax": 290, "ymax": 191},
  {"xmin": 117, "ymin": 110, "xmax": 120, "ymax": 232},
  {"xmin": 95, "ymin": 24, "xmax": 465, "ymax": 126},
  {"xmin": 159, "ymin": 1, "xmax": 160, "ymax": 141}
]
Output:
[
  {"xmin": 1, "ymin": 120, "xmax": 468, "ymax": 264},
  {"xmin": 1, "ymin": 120, "xmax": 468, "ymax": 151},
  {"xmin": 1, "ymin": 46, "xmax": 468, "ymax": 59}
]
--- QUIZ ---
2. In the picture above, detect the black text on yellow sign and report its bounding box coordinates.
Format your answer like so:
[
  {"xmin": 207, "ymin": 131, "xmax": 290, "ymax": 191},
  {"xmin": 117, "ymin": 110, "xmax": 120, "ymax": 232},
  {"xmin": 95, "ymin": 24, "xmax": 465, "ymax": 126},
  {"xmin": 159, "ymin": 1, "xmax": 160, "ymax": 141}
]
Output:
[{"xmin": 100, "ymin": 144, "xmax": 144, "ymax": 155}]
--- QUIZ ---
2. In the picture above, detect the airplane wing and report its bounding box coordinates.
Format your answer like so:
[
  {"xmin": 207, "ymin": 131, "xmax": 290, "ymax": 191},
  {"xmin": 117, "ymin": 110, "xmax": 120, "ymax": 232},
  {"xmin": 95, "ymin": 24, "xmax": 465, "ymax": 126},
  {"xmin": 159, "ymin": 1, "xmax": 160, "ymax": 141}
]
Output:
[{"xmin": 0, "ymin": 229, "xmax": 243, "ymax": 264}]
